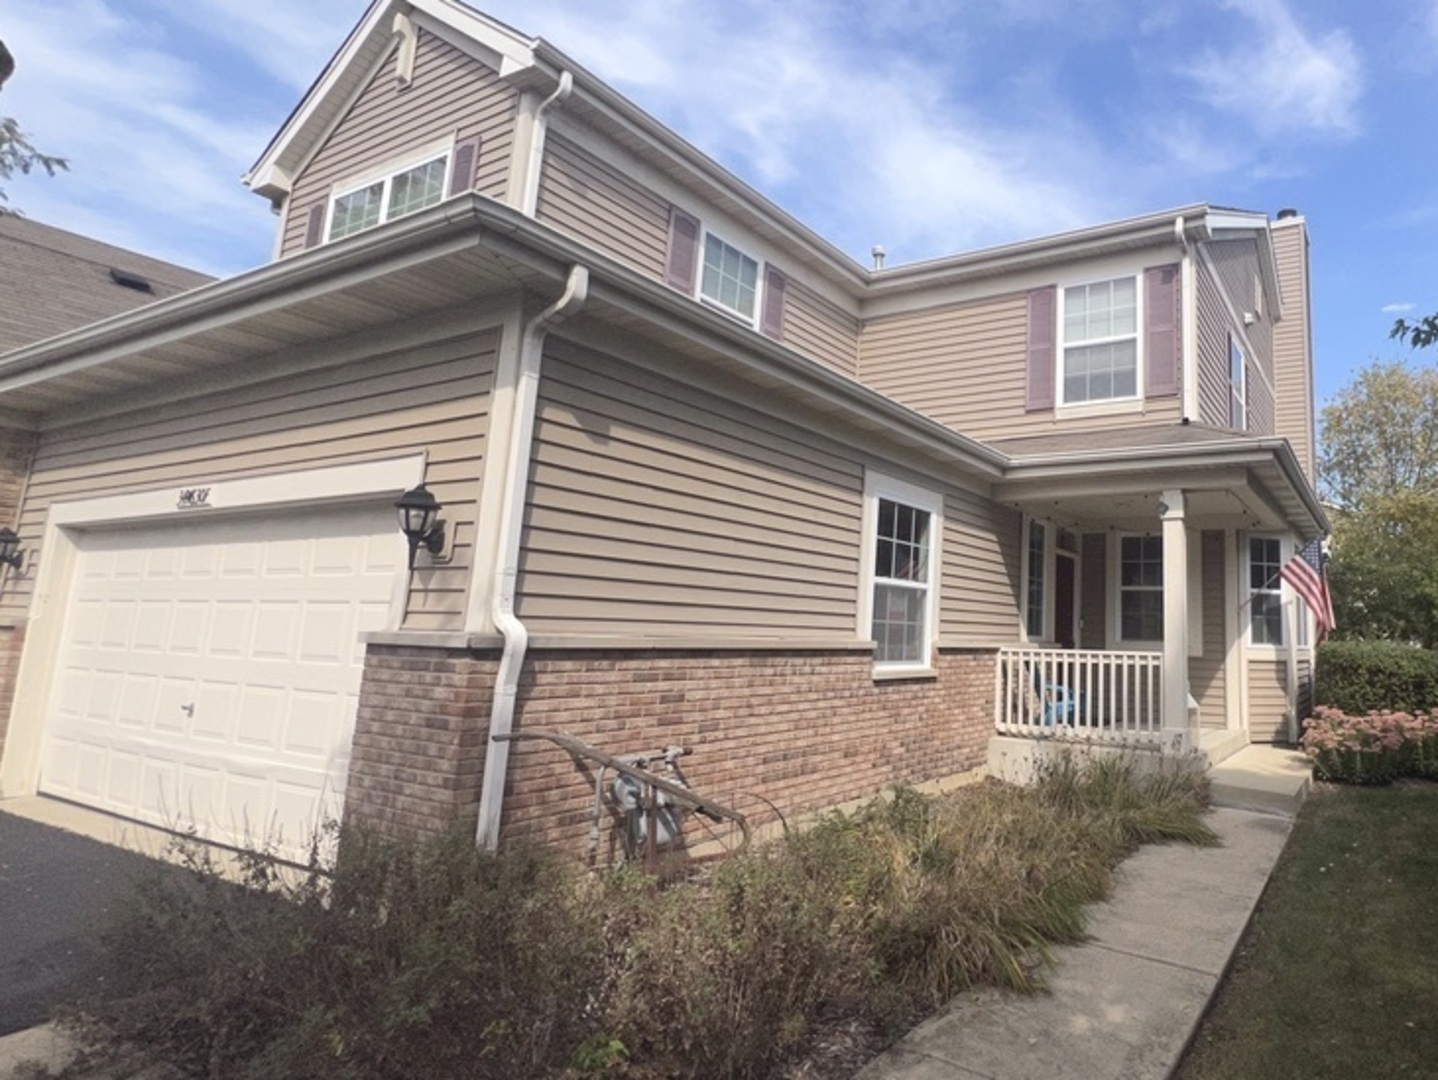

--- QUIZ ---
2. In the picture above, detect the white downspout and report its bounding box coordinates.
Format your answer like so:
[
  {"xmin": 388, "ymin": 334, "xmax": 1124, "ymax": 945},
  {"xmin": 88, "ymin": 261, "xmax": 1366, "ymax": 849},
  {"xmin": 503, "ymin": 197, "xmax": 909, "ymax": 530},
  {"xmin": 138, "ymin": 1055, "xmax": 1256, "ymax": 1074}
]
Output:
[
  {"xmin": 474, "ymin": 264, "xmax": 589, "ymax": 850},
  {"xmin": 520, "ymin": 71, "xmax": 573, "ymax": 217}
]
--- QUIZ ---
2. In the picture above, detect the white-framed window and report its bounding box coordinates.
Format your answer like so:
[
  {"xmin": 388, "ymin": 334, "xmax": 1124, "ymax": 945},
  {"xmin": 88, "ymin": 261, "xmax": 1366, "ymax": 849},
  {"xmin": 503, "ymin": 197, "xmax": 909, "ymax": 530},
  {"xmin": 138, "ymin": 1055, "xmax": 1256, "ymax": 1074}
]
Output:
[
  {"xmin": 1118, "ymin": 534, "xmax": 1164, "ymax": 642},
  {"xmin": 1024, "ymin": 518, "xmax": 1047, "ymax": 641},
  {"xmin": 328, "ymin": 147, "xmax": 449, "ymax": 242},
  {"xmin": 1060, "ymin": 275, "xmax": 1140, "ymax": 404},
  {"xmin": 1248, "ymin": 535, "xmax": 1284, "ymax": 646},
  {"xmin": 1229, "ymin": 334, "xmax": 1247, "ymax": 431},
  {"xmin": 700, "ymin": 232, "xmax": 760, "ymax": 321},
  {"xmin": 860, "ymin": 473, "xmax": 941, "ymax": 671}
]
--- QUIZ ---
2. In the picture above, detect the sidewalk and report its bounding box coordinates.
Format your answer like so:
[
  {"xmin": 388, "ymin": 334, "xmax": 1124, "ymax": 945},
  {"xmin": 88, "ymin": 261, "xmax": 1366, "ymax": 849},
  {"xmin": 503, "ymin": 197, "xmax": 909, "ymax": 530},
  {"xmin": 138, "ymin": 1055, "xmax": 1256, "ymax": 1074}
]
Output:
[{"xmin": 856, "ymin": 806, "xmax": 1293, "ymax": 1080}]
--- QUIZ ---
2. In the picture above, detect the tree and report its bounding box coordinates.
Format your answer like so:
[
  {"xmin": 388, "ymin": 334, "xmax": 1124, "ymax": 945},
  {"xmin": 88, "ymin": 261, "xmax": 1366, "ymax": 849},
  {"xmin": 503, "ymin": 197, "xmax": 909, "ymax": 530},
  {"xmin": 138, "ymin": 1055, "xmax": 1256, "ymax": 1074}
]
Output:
[
  {"xmin": 0, "ymin": 38, "xmax": 67, "ymax": 212},
  {"xmin": 1318, "ymin": 359, "xmax": 1438, "ymax": 513},
  {"xmin": 1327, "ymin": 490, "xmax": 1438, "ymax": 647}
]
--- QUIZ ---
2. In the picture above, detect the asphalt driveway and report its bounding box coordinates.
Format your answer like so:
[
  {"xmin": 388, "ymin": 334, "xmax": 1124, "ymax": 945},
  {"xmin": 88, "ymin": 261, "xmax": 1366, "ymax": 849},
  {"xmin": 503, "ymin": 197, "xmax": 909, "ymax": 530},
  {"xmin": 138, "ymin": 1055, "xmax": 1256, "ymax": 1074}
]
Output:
[{"xmin": 0, "ymin": 807, "xmax": 162, "ymax": 1037}]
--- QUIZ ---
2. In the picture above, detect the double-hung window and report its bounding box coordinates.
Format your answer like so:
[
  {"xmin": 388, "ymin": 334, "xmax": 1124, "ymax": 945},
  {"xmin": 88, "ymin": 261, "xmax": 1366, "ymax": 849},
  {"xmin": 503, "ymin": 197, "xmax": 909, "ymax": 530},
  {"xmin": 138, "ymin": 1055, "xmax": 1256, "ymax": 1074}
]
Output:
[
  {"xmin": 329, "ymin": 151, "xmax": 449, "ymax": 242},
  {"xmin": 700, "ymin": 233, "xmax": 760, "ymax": 321},
  {"xmin": 864, "ymin": 475, "xmax": 940, "ymax": 670},
  {"xmin": 1229, "ymin": 335, "xmax": 1247, "ymax": 431},
  {"xmin": 1025, "ymin": 519, "xmax": 1047, "ymax": 640},
  {"xmin": 1062, "ymin": 276, "xmax": 1139, "ymax": 404},
  {"xmin": 1119, "ymin": 535, "xmax": 1164, "ymax": 642},
  {"xmin": 1249, "ymin": 536, "xmax": 1284, "ymax": 645}
]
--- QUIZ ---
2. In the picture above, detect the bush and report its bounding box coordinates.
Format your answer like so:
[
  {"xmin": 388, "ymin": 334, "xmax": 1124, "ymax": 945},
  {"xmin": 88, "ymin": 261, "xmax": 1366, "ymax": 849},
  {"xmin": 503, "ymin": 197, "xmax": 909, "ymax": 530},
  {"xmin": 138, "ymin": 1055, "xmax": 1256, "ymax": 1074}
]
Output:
[
  {"xmin": 1300, "ymin": 706, "xmax": 1438, "ymax": 784},
  {"xmin": 1316, "ymin": 640, "xmax": 1438, "ymax": 714},
  {"xmin": 64, "ymin": 757, "xmax": 1214, "ymax": 1080}
]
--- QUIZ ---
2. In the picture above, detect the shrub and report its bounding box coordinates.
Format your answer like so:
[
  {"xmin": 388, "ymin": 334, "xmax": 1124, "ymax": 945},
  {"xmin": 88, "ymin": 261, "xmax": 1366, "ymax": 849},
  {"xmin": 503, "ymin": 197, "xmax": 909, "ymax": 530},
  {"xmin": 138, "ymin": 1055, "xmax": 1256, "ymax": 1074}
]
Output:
[
  {"xmin": 1316, "ymin": 640, "xmax": 1438, "ymax": 714},
  {"xmin": 1300, "ymin": 706, "xmax": 1438, "ymax": 784},
  {"xmin": 64, "ymin": 757, "xmax": 1214, "ymax": 1080}
]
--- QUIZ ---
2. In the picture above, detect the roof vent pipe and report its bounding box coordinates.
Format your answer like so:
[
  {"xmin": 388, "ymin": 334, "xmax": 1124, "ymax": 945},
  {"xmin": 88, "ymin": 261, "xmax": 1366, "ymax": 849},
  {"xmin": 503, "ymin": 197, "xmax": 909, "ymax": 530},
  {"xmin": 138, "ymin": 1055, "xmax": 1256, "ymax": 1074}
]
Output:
[
  {"xmin": 1276, "ymin": 208, "xmax": 1299, "ymax": 220},
  {"xmin": 871, "ymin": 245, "xmax": 886, "ymax": 271}
]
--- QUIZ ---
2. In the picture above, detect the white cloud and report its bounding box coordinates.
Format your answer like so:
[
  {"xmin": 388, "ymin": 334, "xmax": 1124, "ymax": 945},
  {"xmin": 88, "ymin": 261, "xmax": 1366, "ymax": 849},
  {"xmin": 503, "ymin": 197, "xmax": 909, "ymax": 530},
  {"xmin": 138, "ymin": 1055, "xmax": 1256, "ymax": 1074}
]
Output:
[
  {"xmin": 1185, "ymin": 0, "xmax": 1362, "ymax": 137},
  {"xmin": 1382, "ymin": 302, "xmax": 1417, "ymax": 313}
]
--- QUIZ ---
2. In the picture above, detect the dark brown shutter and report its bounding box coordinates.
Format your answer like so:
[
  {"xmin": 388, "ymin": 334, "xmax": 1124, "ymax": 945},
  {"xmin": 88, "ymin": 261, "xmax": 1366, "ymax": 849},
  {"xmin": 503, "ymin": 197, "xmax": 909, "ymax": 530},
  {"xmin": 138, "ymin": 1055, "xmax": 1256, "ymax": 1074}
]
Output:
[
  {"xmin": 447, "ymin": 136, "xmax": 481, "ymax": 198},
  {"xmin": 1025, "ymin": 286, "xmax": 1057, "ymax": 411},
  {"xmin": 304, "ymin": 203, "xmax": 325, "ymax": 248},
  {"xmin": 664, "ymin": 207, "xmax": 701, "ymax": 293},
  {"xmin": 760, "ymin": 266, "xmax": 787, "ymax": 339},
  {"xmin": 1145, "ymin": 264, "xmax": 1181, "ymax": 398}
]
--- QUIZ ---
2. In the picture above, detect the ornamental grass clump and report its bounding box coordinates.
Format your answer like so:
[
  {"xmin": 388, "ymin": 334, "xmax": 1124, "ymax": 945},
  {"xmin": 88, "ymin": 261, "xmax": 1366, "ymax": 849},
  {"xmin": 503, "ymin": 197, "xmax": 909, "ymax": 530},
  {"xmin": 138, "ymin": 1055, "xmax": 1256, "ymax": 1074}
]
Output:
[{"xmin": 1301, "ymin": 706, "xmax": 1438, "ymax": 784}]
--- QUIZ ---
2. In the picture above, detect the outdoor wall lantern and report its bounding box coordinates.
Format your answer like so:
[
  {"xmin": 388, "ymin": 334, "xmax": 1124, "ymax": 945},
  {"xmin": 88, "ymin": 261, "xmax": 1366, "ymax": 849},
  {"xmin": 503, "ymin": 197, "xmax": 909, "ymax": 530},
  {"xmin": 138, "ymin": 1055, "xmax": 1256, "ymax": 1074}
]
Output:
[
  {"xmin": 0, "ymin": 527, "xmax": 24, "ymax": 572},
  {"xmin": 395, "ymin": 484, "xmax": 445, "ymax": 570}
]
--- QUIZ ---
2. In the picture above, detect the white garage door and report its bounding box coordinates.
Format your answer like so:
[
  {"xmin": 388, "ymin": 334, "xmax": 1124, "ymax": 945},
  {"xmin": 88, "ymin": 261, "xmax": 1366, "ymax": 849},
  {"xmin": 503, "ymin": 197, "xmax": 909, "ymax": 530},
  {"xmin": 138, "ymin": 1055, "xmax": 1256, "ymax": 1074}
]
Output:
[{"xmin": 39, "ymin": 503, "xmax": 400, "ymax": 855}]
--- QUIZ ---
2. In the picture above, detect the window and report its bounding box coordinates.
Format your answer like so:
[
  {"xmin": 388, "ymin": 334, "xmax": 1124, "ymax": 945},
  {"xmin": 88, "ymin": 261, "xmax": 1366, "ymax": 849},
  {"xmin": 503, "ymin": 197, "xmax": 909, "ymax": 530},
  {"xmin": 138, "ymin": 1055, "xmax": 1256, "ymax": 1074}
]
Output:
[
  {"xmin": 1229, "ymin": 335, "xmax": 1247, "ymax": 431},
  {"xmin": 1119, "ymin": 535, "xmax": 1164, "ymax": 641},
  {"xmin": 1025, "ymin": 519, "xmax": 1047, "ymax": 640},
  {"xmin": 1249, "ymin": 536, "xmax": 1284, "ymax": 645},
  {"xmin": 863, "ymin": 475, "xmax": 940, "ymax": 669},
  {"xmin": 329, "ymin": 152, "xmax": 448, "ymax": 242},
  {"xmin": 700, "ymin": 233, "xmax": 759, "ymax": 320},
  {"xmin": 1062, "ymin": 276, "xmax": 1139, "ymax": 404}
]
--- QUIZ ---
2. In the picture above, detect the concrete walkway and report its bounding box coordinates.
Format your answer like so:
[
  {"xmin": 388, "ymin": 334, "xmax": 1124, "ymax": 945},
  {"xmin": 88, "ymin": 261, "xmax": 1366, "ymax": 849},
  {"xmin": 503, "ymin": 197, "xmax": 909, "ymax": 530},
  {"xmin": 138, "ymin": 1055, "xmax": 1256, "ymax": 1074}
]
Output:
[{"xmin": 855, "ymin": 805, "xmax": 1294, "ymax": 1080}]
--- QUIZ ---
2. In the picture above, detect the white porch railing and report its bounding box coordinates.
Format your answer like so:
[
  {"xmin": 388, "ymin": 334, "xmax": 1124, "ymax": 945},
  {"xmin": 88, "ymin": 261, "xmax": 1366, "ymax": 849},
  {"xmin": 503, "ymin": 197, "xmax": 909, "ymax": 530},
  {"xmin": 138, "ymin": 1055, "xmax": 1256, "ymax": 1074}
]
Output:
[{"xmin": 995, "ymin": 646, "xmax": 1163, "ymax": 742}]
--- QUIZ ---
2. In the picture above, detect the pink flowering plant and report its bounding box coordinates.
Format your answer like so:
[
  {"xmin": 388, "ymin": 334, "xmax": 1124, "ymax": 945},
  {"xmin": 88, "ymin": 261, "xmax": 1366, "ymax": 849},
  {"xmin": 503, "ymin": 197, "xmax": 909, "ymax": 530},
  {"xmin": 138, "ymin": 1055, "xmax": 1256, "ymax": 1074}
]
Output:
[{"xmin": 1300, "ymin": 706, "xmax": 1438, "ymax": 784}]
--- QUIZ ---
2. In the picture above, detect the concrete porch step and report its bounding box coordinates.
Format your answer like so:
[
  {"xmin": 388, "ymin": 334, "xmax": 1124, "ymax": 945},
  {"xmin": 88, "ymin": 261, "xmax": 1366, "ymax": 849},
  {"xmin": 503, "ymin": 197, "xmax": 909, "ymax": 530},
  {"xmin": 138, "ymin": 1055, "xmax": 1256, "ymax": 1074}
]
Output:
[{"xmin": 1206, "ymin": 744, "xmax": 1313, "ymax": 818}]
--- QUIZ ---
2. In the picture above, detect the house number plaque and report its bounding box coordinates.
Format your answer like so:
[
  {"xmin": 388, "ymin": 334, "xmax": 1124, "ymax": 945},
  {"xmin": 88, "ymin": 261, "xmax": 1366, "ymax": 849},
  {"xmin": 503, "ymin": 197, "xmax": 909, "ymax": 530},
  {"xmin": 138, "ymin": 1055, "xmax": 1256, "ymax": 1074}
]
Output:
[{"xmin": 176, "ymin": 487, "xmax": 212, "ymax": 510}]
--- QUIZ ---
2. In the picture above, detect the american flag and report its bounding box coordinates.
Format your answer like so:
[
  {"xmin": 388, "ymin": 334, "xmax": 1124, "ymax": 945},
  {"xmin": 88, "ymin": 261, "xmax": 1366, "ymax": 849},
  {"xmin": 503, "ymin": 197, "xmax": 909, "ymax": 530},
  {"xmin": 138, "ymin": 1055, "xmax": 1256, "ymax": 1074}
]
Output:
[{"xmin": 1280, "ymin": 537, "xmax": 1335, "ymax": 642}]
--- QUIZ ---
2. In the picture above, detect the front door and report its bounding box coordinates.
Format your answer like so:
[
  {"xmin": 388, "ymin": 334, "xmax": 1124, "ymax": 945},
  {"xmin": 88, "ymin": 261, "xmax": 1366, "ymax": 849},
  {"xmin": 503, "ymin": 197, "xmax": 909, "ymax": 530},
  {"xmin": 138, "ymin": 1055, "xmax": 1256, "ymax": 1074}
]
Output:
[{"xmin": 1055, "ymin": 551, "xmax": 1077, "ymax": 649}]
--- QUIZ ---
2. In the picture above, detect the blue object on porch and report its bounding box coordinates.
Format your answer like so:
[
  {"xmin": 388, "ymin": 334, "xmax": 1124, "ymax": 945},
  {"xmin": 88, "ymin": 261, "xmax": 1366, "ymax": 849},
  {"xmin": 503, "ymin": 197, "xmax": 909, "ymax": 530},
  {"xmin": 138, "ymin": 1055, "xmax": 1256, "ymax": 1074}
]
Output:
[{"xmin": 1042, "ymin": 681, "xmax": 1076, "ymax": 726}]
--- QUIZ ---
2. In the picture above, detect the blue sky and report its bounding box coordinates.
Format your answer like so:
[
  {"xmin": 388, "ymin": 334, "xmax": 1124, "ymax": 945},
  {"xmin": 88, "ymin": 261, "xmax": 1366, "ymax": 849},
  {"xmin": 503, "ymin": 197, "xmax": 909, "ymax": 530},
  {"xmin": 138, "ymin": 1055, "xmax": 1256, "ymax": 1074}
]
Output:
[{"xmin": 1, "ymin": 0, "xmax": 1434, "ymax": 410}]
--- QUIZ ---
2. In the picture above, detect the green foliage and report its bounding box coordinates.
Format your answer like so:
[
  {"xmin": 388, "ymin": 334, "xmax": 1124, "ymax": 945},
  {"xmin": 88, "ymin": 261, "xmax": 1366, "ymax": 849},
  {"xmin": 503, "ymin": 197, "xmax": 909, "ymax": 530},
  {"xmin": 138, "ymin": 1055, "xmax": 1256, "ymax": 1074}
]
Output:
[
  {"xmin": 0, "ymin": 39, "xmax": 69, "ymax": 211},
  {"xmin": 1319, "ymin": 359, "xmax": 1438, "ymax": 513},
  {"xmin": 1315, "ymin": 639, "xmax": 1438, "ymax": 713},
  {"xmin": 1327, "ymin": 491, "xmax": 1438, "ymax": 647},
  {"xmin": 64, "ymin": 762, "xmax": 1213, "ymax": 1080},
  {"xmin": 1392, "ymin": 313, "xmax": 1438, "ymax": 350}
]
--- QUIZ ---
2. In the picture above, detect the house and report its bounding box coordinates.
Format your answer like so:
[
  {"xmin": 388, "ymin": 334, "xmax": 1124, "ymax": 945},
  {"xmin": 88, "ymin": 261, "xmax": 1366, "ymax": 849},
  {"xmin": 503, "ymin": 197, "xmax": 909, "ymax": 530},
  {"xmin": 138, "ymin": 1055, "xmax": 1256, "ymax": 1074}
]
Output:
[{"xmin": 0, "ymin": 0, "xmax": 1325, "ymax": 858}]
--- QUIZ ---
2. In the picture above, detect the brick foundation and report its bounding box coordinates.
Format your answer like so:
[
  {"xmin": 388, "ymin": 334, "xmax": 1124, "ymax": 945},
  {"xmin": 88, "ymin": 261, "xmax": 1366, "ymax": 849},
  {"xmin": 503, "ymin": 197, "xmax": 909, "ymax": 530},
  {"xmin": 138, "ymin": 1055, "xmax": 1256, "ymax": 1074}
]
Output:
[
  {"xmin": 0, "ymin": 623, "xmax": 25, "ymax": 763},
  {"xmin": 348, "ymin": 644, "xmax": 995, "ymax": 856}
]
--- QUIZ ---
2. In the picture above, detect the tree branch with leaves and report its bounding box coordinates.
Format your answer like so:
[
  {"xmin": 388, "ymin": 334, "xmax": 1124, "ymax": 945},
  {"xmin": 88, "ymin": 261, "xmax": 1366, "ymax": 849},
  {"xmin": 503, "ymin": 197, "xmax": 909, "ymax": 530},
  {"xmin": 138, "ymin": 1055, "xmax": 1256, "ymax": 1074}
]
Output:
[{"xmin": 0, "ymin": 37, "xmax": 68, "ymax": 213}]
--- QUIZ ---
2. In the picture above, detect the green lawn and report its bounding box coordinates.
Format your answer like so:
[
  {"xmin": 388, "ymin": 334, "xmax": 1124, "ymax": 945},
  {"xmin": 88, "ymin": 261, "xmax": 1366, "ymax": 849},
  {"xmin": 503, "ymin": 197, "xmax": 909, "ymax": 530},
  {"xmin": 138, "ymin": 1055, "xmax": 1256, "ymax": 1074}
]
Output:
[{"xmin": 1176, "ymin": 780, "xmax": 1438, "ymax": 1079}]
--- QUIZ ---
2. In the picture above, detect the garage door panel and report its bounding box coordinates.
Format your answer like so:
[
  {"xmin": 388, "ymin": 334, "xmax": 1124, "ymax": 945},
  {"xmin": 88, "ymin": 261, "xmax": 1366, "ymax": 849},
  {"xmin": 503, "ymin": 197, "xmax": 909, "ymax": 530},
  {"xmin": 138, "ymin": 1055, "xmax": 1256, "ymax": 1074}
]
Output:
[{"xmin": 40, "ymin": 503, "xmax": 398, "ymax": 857}]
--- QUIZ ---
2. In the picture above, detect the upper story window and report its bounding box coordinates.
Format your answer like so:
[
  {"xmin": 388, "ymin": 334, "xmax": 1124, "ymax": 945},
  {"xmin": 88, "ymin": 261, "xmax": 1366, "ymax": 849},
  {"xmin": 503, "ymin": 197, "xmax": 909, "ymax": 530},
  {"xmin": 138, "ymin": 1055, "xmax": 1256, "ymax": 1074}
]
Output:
[
  {"xmin": 1229, "ymin": 335, "xmax": 1247, "ymax": 431},
  {"xmin": 1061, "ymin": 276, "xmax": 1139, "ymax": 404},
  {"xmin": 329, "ymin": 151, "xmax": 448, "ymax": 242},
  {"xmin": 1249, "ymin": 536, "xmax": 1284, "ymax": 645},
  {"xmin": 863, "ymin": 473, "xmax": 941, "ymax": 672},
  {"xmin": 701, "ymin": 233, "xmax": 760, "ymax": 321}
]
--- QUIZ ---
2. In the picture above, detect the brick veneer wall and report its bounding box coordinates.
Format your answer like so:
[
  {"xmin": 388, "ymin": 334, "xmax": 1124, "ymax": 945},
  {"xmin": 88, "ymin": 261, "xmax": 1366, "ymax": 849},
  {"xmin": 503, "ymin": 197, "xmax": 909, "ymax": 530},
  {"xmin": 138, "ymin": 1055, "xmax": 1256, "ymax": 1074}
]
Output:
[
  {"xmin": 0, "ymin": 426, "xmax": 36, "ymax": 759},
  {"xmin": 347, "ymin": 644, "xmax": 995, "ymax": 856},
  {"xmin": 0, "ymin": 624, "xmax": 26, "ymax": 762}
]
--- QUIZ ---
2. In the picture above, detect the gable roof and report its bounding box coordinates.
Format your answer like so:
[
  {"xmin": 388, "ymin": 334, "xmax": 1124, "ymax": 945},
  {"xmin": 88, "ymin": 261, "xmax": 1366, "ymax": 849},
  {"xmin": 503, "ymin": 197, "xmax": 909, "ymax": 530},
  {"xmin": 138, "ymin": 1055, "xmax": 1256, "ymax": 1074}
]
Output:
[{"xmin": 0, "ymin": 215, "xmax": 213, "ymax": 353}]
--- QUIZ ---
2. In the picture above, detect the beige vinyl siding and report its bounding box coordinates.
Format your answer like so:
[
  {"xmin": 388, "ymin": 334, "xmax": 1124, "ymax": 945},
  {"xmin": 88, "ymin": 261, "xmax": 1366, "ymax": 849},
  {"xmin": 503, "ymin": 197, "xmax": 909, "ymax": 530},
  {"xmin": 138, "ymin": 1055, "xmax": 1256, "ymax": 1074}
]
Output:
[
  {"xmin": 534, "ymin": 133, "xmax": 670, "ymax": 280},
  {"xmin": 279, "ymin": 28, "xmax": 518, "ymax": 258},
  {"xmin": 859, "ymin": 292, "xmax": 1181, "ymax": 441},
  {"xmin": 1196, "ymin": 242, "xmax": 1275, "ymax": 435},
  {"xmin": 1189, "ymin": 530, "xmax": 1228, "ymax": 729},
  {"xmin": 1271, "ymin": 223, "xmax": 1316, "ymax": 481},
  {"xmin": 783, "ymin": 280, "xmax": 860, "ymax": 378},
  {"xmin": 1194, "ymin": 263, "xmax": 1231, "ymax": 429},
  {"xmin": 1248, "ymin": 657, "xmax": 1292, "ymax": 742},
  {"xmin": 1205, "ymin": 240, "xmax": 1273, "ymax": 379},
  {"xmin": 1080, "ymin": 533, "xmax": 1106, "ymax": 649},
  {"xmin": 941, "ymin": 497, "xmax": 1020, "ymax": 645},
  {"xmin": 7, "ymin": 330, "xmax": 498, "ymax": 632},
  {"xmin": 521, "ymin": 338, "xmax": 1015, "ymax": 642}
]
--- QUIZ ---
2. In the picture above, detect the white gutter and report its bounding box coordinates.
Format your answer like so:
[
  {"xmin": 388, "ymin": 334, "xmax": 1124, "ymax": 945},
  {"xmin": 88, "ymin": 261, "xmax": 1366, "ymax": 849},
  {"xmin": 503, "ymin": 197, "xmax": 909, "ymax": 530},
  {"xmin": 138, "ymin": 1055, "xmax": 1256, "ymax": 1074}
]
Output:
[
  {"xmin": 474, "ymin": 262, "xmax": 589, "ymax": 850},
  {"xmin": 520, "ymin": 70, "xmax": 573, "ymax": 216}
]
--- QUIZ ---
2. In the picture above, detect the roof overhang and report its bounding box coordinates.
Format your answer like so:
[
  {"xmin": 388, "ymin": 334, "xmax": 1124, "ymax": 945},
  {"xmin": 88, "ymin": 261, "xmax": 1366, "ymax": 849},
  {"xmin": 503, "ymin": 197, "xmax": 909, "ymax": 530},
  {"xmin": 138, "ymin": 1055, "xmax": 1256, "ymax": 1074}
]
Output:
[
  {"xmin": 0, "ymin": 195, "xmax": 1005, "ymax": 484},
  {"xmin": 994, "ymin": 437, "xmax": 1329, "ymax": 540}
]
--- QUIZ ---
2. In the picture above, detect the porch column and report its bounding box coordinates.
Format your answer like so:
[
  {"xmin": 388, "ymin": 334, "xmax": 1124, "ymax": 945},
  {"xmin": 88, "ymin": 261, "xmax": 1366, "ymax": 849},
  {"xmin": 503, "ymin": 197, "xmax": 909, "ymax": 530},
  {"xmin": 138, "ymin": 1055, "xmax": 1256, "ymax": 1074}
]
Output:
[{"xmin": 1160, "ymin": 489, "xmax": 1192, "ymax": 753}]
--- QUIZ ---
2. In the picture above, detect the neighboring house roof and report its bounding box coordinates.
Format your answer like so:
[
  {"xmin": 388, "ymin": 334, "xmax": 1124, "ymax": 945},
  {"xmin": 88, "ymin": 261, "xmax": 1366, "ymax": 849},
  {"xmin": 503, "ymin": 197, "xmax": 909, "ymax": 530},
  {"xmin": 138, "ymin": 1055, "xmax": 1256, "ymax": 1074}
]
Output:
[{"xmin": 0, "ymin": 215, "xmax": 213, "ymax": 354}]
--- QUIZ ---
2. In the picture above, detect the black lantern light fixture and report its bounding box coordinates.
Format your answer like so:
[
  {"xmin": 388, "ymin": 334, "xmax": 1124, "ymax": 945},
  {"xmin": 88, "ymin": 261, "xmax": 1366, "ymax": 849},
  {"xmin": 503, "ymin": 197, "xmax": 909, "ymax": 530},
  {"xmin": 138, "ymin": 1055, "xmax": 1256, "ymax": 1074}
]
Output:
[
  {"xmin": 0, "ymin": 527, "xmax": 23, "ymax": 572},
  {"xmin": 395, "ymin": 484, "xmax": 445, "ymax": 570}
]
